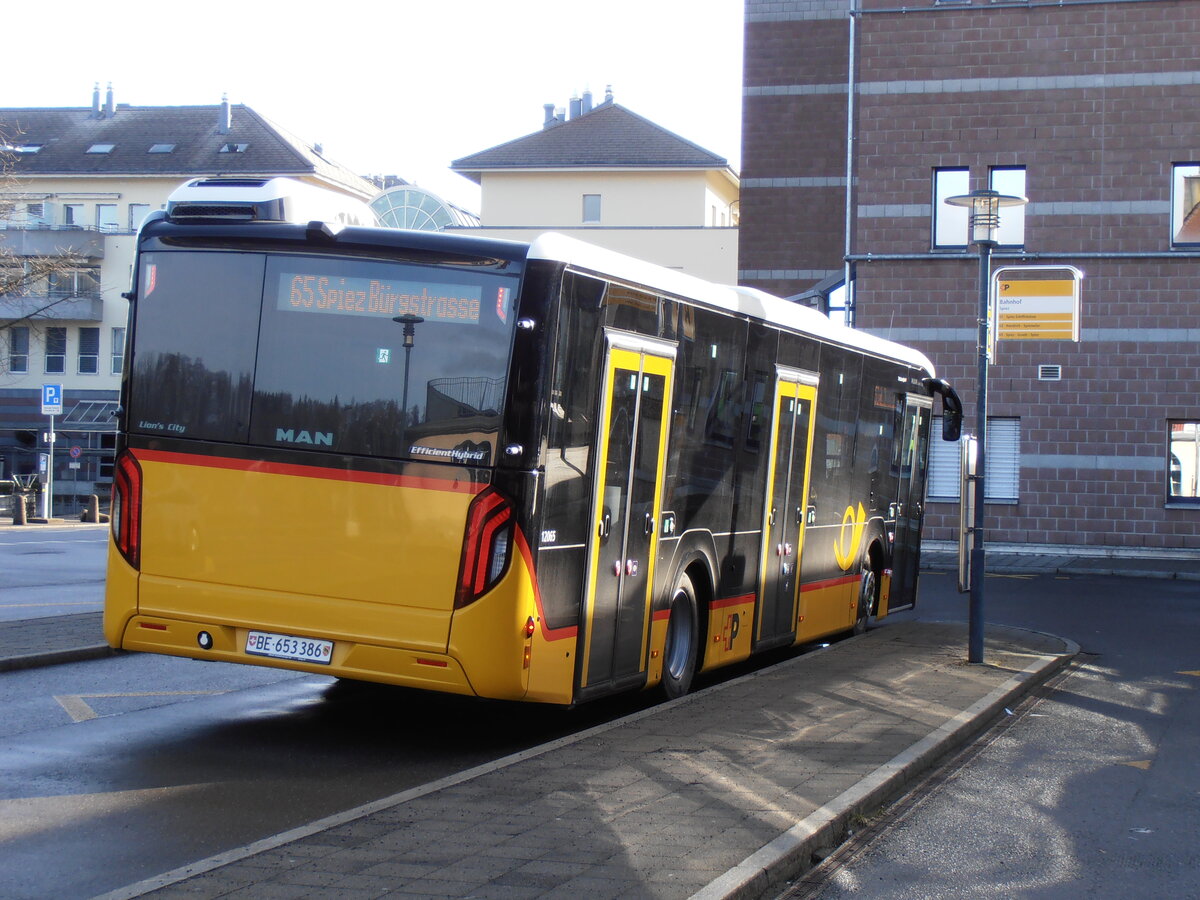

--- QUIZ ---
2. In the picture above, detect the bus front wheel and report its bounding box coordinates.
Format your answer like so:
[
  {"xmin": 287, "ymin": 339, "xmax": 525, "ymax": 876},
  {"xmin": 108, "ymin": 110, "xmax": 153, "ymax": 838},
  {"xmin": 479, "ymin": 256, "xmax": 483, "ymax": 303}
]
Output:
[{"xmin": 661, "ymin": 574, "xmax": 699, "ymax": 700}]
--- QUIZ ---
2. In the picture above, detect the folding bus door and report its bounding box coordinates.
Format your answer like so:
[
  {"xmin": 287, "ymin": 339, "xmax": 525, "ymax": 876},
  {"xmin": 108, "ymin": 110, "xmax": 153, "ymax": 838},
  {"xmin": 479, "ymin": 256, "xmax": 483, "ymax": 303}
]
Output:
[
  {"xmin": 890, "ymin": 394, "xmax": 932, "ymax": 609},
  {"xmin": 578, "ymin": 334, "xmax": 675, "ymax": 695},
  {"xmin": 755, "ymin": 367, "xmax": 819, "ymax": 648}
]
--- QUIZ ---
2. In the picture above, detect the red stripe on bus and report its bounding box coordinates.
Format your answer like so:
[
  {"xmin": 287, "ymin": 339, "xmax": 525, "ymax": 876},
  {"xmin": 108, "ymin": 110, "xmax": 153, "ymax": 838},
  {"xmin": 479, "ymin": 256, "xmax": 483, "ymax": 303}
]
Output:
[
  {"xmin": 800, "ymin": 575, "xmax": 860, "ymax": 592},
  {"xmin": 132, "ymin": 448, "xmax": 486, "ymax": 494},
  {"xmin": 710, "ymin": 592, "xmax": 755, "ymax": 611},
  {"xmin": 513, "ymin": 529, "xmax": 578, "ymax": 642},
  {"xmin": 652, "ymin": 608, "xmax": 671, "ymax": 622}
]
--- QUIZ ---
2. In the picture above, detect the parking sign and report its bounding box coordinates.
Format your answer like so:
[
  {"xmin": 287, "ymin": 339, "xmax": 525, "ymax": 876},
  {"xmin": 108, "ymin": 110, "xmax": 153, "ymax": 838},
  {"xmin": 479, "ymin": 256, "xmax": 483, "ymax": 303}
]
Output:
[{"xmin": 41, "ymin": 384, "xmax": 63, "ymax": 416}]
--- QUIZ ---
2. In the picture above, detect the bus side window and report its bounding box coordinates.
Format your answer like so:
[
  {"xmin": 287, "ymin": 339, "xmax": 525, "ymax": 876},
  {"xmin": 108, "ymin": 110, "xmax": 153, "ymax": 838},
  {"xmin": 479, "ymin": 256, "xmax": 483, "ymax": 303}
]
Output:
[{"xmin": 744, "ymin": 373, "xmax": 769, "ymax": 453}]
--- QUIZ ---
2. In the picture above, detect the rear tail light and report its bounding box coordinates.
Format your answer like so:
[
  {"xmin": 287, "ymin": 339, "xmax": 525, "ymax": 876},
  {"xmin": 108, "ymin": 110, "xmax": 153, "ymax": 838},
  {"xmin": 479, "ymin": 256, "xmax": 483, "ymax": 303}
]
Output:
[
  {"xmin": 455, "ymin": 487, "xmax": 514, "ymax": 609},
  {"xmin": 111, "ymin": 450, "xmax": 143, "ymax": 568}
]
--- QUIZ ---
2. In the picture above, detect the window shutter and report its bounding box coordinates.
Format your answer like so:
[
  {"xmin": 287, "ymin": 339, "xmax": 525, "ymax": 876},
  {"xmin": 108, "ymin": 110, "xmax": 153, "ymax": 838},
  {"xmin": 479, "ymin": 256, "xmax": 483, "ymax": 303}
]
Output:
[
  {"xmin": 928, "ymin": 417, "xmax": 1020, "ymax": 503},
  {"xmin": 928, "ymin": 429, "xmax": 960, "ymax": 500},
  {"xmin": 985, "ymin": 418, "xmax": 1021, "ymax": 502}
]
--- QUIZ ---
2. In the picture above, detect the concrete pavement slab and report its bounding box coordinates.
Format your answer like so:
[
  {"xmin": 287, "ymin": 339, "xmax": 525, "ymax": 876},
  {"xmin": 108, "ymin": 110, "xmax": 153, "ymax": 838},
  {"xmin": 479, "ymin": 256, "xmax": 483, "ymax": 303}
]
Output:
[{"xmin": 93, "ymin": 621, "xmax": 1075, "ymax": 900}]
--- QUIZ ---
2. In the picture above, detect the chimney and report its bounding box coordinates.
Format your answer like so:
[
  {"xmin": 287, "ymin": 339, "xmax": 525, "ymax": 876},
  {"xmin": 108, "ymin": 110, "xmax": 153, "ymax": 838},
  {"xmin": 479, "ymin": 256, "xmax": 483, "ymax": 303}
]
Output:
[
  {"xmin": 219, "ymin": 94, "xmax": 232, "ymax": 134},
  {"xmin": 104, "ymin": 83, "xmax": 115, "ymax": 117},
  {"xmin": 582, "ymin": 89, "xmax": 593, "ymax": 114},
  {"xmin": 91, "ymin": 83, "xmax": 101, "ymax": 118},
  {"xmin": 604, "ymin": 84, "xmax": 614, "ymax": 104},
  {"xmin": 543, "ymin": 103, "xmax": 556, "ymax": 128},
  {"xmin": 569, "ymin": 94, "xmax": 583, "ymax": 120}
]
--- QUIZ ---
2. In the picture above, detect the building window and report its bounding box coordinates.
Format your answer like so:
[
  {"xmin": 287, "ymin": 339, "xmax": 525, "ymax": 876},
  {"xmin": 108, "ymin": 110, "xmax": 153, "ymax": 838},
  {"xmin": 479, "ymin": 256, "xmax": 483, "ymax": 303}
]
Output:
[
  {"xmin": 1171, "ymin": 164, "xmax": 1200, "ymax": 245},
  {"xmin": 96, "ymin": 204, "xmax": 119, "ymax": 232},
  {"xmin": 933, "ymin": 168, "xmax": 969, "ymax": 248},
  {"xmin": 989, "ymin": 166, "xmax": 1026, "ymax": 247},
  {"xmin": 928, "ymin": 417, "xmax": 1021, "ymax": 504},
  {"xmin": 87, "ymin": 143, "xmax": 115, "ymax": 154},
  {"xmin": 219, "ymin": 143, "xmax": 249, "ymax": 153},
  {"xmin": 63, "ymin": 204, "xmax": 84, "ymax": 226},
  {"xmin": 129, "ymin": 204, "xmax": 151, "ymax": 231},
  {"xmin": 8, "ymin": 326, "xmax": 29, "ymax": 373},
  {"xmin": 1168, "ymin": 421, "xmax": 1200, "ymax": 504},
  {"xmin": 148, "ymin": 143, "xmax": 176, "ymax": 153},
  {"xmin": 111, "ymin": 326, "xmax": 126, "ymax": 375},
  {"xmin": 44, "ymin": 326, "xmax": 66, "ymax": 374},
  {"xmin": 78, "ymin": 327, "xmax": 100, "ymax": 375},
  {"xmin": 582, "ymin": 194, "xmax": 601, "ymax": 224},
  {"xmin": 48, "ymin": 268, "xmax": 100, "ymax": 298}
]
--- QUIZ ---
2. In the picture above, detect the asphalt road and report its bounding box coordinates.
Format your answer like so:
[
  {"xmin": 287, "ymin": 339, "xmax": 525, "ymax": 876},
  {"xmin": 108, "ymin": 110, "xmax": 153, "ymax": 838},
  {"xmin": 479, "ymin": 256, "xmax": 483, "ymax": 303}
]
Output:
[
  {"xmin": 0, "ymin": 525, "xmax": 108, "ymax": 621},
  {"xmin": 789, "ymin": 568, "xmax": 1200, "ymax": 899}
]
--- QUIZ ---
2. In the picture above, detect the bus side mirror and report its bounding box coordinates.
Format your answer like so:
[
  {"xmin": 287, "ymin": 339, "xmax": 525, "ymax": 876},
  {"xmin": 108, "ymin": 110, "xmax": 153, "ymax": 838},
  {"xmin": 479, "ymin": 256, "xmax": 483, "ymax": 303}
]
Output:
[
  {"xmin": 921, "ymin": 377, "xmax": 963, "ymax": 442},
  {"xmin": 942, "ymin": 408, "xmax": 962, "ymax": 443}
]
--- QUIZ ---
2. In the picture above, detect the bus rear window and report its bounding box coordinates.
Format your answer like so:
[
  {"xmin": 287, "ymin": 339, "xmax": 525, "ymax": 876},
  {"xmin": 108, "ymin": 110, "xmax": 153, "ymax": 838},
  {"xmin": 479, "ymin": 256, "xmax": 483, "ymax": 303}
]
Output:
[
  {"xmin": 130, "ymin": 251, "xmax": 519, "ymax": 464},
  {"xmin": 129, "ymin": 252, "xmax": 262, "ymax": 443}
]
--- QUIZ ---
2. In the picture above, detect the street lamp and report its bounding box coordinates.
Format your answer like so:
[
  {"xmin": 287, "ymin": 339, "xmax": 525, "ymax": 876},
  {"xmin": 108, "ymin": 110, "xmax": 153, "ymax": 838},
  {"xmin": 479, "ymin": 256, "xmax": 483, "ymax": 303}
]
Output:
[
  {"xmin": 392, "ymin": 314, "xmax": 424, "ymax": 445},
  {"xmin": 943, "ymin": 188, "xmax": 1027, "ymax": 664}
]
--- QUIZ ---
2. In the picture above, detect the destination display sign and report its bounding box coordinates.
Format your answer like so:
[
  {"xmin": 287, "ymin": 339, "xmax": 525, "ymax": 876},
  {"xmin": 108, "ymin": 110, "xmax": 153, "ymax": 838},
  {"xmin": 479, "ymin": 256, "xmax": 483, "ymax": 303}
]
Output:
[{"xmin": 279, "ymin": 272, "xmax": 481, "ymax": 324}]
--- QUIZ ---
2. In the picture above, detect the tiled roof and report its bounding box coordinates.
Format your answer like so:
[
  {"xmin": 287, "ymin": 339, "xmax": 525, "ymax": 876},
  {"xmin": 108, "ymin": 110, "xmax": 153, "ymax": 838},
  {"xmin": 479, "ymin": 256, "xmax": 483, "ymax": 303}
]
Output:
[
  {"xmin": 451, "ymin": 102, "xmax": 728, "ymax": 182},
  {"xmin": 0, "ymin": 104, "xmax": 375, "ymax": 198}
]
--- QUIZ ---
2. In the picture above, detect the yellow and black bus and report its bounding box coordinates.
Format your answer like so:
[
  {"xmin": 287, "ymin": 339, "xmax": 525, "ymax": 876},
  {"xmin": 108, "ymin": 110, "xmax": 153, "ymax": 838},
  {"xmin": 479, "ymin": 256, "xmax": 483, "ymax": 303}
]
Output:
[{"xmin": 105, "ymin": 179, "xmax": 961, "ymax": 705}]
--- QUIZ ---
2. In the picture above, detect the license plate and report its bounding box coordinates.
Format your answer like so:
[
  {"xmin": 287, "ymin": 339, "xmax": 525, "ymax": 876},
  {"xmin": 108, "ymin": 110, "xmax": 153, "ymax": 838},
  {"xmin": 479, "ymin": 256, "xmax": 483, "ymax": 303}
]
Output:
[{"xmin": 245, "ymin": 630, "xmax": 333, "ymax": 665}]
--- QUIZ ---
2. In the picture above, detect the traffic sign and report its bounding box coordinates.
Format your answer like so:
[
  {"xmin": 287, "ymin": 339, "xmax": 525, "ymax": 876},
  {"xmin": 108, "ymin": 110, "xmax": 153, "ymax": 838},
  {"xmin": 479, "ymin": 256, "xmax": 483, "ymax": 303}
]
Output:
[
  {"xmin": 41, "ymin": 383, "xmax": 63, "ymax": 415},
  {"xmin": 70, "ymin": 446, "xmax": 82, "ymax": 459}
]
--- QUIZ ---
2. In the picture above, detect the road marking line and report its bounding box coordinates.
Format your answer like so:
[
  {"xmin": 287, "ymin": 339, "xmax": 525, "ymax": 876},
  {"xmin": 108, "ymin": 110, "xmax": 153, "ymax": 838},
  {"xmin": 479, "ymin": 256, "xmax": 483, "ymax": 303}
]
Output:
[
  {"xmin": 54, "ymin": 691, "xmax": 230, "ymax": 723},
  {"xmin": 1178, "ymin": 670, "xmax": 1200, "ymax": 677}
]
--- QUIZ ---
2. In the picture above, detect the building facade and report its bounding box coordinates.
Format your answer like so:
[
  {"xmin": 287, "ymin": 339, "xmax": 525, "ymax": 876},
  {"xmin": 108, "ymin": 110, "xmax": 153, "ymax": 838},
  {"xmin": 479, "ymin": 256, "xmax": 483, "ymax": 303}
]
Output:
[
  {"xmin": 451, "ymin": 89, "xmax": 740, "ymax": 283},
  {"xmin": 0, "ymin": 89, "xmax": 376, "ymax": 513},
  {"xmin": 740, "ymin": 0, "xmax": 1200, "ymax": 551}
]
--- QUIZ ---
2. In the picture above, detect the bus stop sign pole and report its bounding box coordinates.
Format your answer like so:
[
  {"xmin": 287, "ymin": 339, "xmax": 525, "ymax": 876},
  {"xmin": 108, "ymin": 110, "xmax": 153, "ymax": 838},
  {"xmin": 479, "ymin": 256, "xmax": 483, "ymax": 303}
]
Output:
[{"xmin": 41, "ymin": 384, "xmax": 63, "ymax": 520}]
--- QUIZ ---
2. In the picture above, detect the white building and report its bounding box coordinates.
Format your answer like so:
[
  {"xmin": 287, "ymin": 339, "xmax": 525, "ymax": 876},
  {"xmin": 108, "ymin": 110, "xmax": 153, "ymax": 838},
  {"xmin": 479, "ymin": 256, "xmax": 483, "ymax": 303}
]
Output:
[
  {"xmin": 0, "ymin": 88, "xmax": 375, "ymax": 512},
  {"xmin": 450, "ymin": 89, "xmax": 739, "ymax": 283}
]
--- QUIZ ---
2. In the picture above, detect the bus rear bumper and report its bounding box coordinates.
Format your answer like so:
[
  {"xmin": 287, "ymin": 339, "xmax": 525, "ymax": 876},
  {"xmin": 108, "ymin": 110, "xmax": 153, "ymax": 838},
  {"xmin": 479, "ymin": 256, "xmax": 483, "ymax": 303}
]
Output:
[{"xmin": 117, "ymin": 614, "xmax": 478, "ymax": 696}]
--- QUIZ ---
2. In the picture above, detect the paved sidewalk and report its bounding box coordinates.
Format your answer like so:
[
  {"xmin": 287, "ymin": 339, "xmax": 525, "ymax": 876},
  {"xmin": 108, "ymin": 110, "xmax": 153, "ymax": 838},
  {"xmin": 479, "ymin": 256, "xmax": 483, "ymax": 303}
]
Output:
[
  {"xmin": 89, "ymin": 621, "xmax": 1073, "ymax": 900},
  {"xmin": 0, "ymin": 611, "xmax": 111, "ymax": 672},
  {"xmin": 921, "ymin": 540, "xmax": 1200, "ymax": 580}
]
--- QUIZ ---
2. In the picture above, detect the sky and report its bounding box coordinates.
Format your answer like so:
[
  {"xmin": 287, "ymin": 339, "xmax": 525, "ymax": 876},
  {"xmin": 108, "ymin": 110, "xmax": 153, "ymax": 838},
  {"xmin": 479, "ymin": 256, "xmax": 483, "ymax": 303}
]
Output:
[{"xmin": 6, "ymin": 1, "xmax": 744, "ymax": 212}]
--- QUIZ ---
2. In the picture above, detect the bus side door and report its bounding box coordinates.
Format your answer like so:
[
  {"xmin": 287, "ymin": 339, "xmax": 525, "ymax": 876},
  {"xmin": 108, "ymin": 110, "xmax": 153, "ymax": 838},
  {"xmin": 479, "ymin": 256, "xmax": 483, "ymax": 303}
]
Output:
[
  {"xmin": 889, "ymin": 394, "xmax": 932, "ymax": 609},
  {"xmin": 755, "ymin": 368, "xmax": 819, "ymax": 648},
  {"xmin": 578, "ymin": 335, "xmax": 675, "ymax": 696}
]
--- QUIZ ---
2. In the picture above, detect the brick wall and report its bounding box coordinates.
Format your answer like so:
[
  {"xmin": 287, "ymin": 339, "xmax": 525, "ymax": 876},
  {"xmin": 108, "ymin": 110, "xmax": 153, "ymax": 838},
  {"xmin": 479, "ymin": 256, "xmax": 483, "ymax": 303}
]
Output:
[{"xmin": 742, "ymin": 0, "xmax": 1200, "ymax": 549}]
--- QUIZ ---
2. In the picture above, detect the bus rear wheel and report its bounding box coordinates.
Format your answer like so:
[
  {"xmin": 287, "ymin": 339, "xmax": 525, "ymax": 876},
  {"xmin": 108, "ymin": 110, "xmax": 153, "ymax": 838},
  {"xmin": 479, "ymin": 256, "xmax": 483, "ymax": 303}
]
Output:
[
  {"xmin": 853, "ymin": 564, "xmax": 878, "ymax": 636},
  {"xmin": 661, "ymin": 574, "xmax": 699, "ymax": 700}
]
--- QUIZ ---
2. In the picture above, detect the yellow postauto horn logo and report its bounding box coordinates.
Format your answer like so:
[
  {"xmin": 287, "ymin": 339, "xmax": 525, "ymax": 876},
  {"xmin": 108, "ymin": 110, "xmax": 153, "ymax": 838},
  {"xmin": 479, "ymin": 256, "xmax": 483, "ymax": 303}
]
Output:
[{"xmin": 833, "ymin": 503, "xmax": 867, "ymax": 571}]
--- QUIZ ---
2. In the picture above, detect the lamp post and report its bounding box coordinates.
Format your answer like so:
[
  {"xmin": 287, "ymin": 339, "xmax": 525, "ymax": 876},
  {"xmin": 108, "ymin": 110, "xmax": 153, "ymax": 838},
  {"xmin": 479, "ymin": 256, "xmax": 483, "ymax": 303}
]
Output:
[
  {"xmin": 943, "ymin": 189, "xmax": 1027, "ymax": 664},
  {"xmin": 393, "ymin": 314, "xmax": 424, "ymax": 445}
]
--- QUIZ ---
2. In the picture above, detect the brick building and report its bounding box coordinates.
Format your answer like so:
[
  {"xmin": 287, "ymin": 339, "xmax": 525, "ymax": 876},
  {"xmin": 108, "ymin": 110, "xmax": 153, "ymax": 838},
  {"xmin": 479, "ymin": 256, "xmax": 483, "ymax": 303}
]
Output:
[{"xmin": 740, "ymin": 0, "xmax": 1200, "ymax": 551}]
